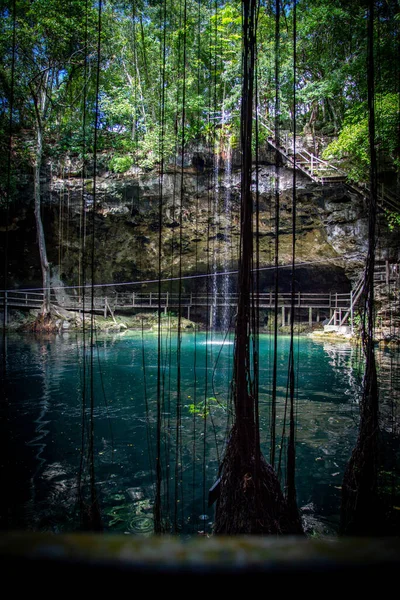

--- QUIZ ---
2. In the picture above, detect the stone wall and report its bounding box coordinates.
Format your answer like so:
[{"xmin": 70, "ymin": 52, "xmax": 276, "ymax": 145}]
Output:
[{"xmin": 1, "ymin": 153, "xmax": 398, "ymax": 295}]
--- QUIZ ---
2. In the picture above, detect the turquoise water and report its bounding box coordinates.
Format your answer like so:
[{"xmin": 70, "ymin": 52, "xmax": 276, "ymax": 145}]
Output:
[{"xmin": 3, "ymin": 331, "xmax": 365, "ymax": 535}]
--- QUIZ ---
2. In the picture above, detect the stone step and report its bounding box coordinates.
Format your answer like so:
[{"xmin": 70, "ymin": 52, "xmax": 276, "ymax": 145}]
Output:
[{"xmin": 324, "ymin": 325, "xmax": 352, "ymax": 335}]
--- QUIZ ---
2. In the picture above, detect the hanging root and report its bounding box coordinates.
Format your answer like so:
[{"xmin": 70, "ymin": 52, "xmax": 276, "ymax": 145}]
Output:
[
  {"xmin": 340, "ymin": 416, "xmax": 380, "ymax": 535},
  {"xmin": 79, "ymin": 498, "xmax": 103, "ymax": 532},
  {"xmin": 214, "ymin": 424, "xmax": 303, "ymax": 535}
]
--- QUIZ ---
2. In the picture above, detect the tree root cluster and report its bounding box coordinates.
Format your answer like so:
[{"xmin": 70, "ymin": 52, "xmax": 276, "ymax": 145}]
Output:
[
  {"xmin": 29, "ymin": 312, "xmax": 59, "ymax": 333},
  {"xmin": 214, "ymin": 425, "xmax": 303, "ymax": 535},
  {"xmin": 340, "ymin": 427, "xmax": 381, "ymax": 536}
]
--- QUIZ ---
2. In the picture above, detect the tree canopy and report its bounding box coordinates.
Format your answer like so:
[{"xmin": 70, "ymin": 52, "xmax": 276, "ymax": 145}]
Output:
[{"xmin": 0, "ymin": 0, "xmax": 398, "ymax": 182}]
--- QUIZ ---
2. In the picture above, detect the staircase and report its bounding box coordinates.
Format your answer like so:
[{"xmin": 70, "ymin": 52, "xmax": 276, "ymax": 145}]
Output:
[
  {"xmin": 258, "ymin": 116, "xmax": 400, "ymax": 212},
  {"xmin": 324, "ymin": 261, "xmax": 400, "ymax": 335},
  {"xmin": 258, "ymin": 117, "xmax": 347, "ymax": 185},
  {"xmin": 324, "ymin": 276, "xmax": 364, "ymax": 335},
  {"xmin": 346, "ymin": 182, "xmax": 400, "ymax": 213}
]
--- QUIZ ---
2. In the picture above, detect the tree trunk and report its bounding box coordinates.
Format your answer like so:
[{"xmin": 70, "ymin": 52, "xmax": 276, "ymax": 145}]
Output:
[
  {"xmin": 33, "ymin": 92, "xmax": 51, "ymax": 315},
  {"xmin": 213, "ymin": 0, "xmax": 302, "ymax": 536},
  {"xmin": 327, "ymin": 97, "xmax": 339, "ymax": 134}
]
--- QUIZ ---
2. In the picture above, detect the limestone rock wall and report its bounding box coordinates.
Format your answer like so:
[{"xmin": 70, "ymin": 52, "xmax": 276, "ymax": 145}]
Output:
[{"xmin": 1, "ymin": 157, "xmax": 398, "ymax": 294}]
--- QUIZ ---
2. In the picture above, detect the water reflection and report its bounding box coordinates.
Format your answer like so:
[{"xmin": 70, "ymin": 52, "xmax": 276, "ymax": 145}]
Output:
[{"xmin": 2, "ymin": 332, "xmax": 398, "ymax": 536}]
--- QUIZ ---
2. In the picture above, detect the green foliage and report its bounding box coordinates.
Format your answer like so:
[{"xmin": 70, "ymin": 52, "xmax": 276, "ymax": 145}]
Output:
[
  {"xmin": 0, "ymin": 0, "xmax": 399, "ymax": 184},
  {"xmin": 108, "ymin": 155, "xmax": 134, "ymax": 174},
  {"xmin": 350, "ymin": 311, "xmax": 362, "ymax": 335},
  {"xmin": 323, "ymin": 94, "xmax": 400, "ymax": 182},
  {"xmin": 322, "ymin": 110, "xmax": 369, "ymax": 181},
  {"xmin": 385, "ymin": 210, "xmax": 400, "ymax": 232},
  {"xmin": 187, "ymin": 397, "xmax": 224, "ymax": 419}
]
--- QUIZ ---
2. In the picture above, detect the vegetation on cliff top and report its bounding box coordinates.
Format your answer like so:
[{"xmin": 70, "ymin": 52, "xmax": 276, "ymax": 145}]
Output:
[{"xmin": 0, "ymin": 0, "xmax": 399, "ymax": 181}]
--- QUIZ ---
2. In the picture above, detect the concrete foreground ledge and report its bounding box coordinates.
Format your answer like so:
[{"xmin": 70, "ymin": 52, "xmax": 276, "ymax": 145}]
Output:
[{"xmin": 1, "ymin": 532, "xmax": 400, "ymax": 585}]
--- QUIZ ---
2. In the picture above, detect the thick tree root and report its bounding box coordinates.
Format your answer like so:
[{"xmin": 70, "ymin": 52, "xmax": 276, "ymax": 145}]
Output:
[
  {"xmin": 214, "ymin": 425, "xmax": 303, "ymax": 535},
  {"xmin": 340, "ymin": 432, "xmax": 381, "ymax": 535},
  {"xmin": 30, "ymin": 311, "xmax": 59, "ymax": 333}
]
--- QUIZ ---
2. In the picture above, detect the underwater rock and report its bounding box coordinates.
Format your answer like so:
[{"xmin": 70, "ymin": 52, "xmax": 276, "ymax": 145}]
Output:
[{"xmin": 126, "ymin": 487, "xmax": 144, "ymax": 501}]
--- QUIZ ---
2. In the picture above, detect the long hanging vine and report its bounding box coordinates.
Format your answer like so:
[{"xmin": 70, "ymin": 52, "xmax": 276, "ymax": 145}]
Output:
[
  {"xmin": 214, "ymin": 0, "xmax": 301, "ymax": 535},
  {"xmin": 286, "ymin": 0, "xmax": 302, "ymax": 530},
  {"xmin": 77, "ymin": 0, "xmax": 88, "ymax": 529},
  {"xmin": 0, "ymin": 0, "xmax": 17, "ymax": 532},
  {"xmin": 78, "ymin": 0, "xmax": 103, "ymax": 532},
  {"xmin": 174, "ymin": 0, "xmax": 188, "ymax": 534},
  {"xmin": 340, "ymin": 0, "xmax": 380, "ymax": 536},
  {"xmin": 153, "ymin": 0, "xmax": 168, "ymax": 535},
  {"xmin": 270, "ymin": 0, "xmax": 280, "ymax": 471}
]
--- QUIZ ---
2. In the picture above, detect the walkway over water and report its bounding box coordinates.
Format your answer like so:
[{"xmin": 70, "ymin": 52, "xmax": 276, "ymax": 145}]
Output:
[
  {"xmin": 1, "ymin": 288, "xmax": 351, "ymax": 326},
  {"xmin": 2, "ymin": 262, "xmax": 398, "ymax": 327}
]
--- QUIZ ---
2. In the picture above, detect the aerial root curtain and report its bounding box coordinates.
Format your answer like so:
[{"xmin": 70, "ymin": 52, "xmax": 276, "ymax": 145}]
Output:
[
  {"xmin": 340, "ymin": 0, "xmax": 380, "ymax": 536},
  {"xmin": 213, "ymin": 0, "xmax": 303, "ymax": 535}
]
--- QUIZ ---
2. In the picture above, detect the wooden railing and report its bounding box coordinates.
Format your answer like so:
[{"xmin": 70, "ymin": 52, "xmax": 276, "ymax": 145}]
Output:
[
  {"xmin": 3, "ymin": 261, "xmax": 397, "ymax": 327},
  {"xmin": 0, "ymin": 290, "xmax": 45, "ymax": 309},
  {"xmin": 374, "ymin": 260, "xmax": 400, "ymax": 284},
  {"xmin": 346, "ymin": 181, "xmax": 400, "ymax": 213},
  {"xmin": 106, "ymin": 291, "xmax": 350, "ymax": 310},
  {"xmin": 326, "ymin": 275, "xmax": 364, "ymax": 330},
  {"xmin": 257, "ymin": 115, "xmax": 400, "ymax": 209},
  {"xmin": 257, "ymin": 116, "xmax": 347, "ymax": 185},
  {"xmin": 325, "ymin": 260, "xmax": 399, "ymax": 330},
  {"xmin": 1, "ymin": 288, "xmax": 350, "ymax": 313}
]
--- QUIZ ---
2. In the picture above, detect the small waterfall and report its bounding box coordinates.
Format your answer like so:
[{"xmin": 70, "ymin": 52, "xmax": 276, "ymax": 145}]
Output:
[
  {"xmin": 221, "ymin": 143, "xmax": 232, "ymax": 332},
  {"xmin": 211, "ymin": 150, "xmax": 220, "ymax": 331},
  {"xmin": 210, "ymin": 136, "xmax": 233, "ymax": 334}
]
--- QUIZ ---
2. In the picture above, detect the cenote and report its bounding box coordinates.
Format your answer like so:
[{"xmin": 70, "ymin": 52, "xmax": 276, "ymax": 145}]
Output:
[
  {"xmin": 2, "ymin": 0, "xmax": 400, "ymax": 580},
  {"xmin": 4, "ymin": 330, "xmax": 379, "ymax": 537}
]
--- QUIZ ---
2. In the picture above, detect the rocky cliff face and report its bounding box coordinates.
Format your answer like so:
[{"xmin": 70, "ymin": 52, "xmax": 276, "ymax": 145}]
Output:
[{"xmin": 1, "ymin": 152, "xmax": 398, "ymax": 295}]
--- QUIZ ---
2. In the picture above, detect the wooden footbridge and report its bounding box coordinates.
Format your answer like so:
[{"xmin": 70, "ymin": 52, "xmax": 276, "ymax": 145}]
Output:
[
  {"xmin": 325, "ymin": 261, "xmax": 399, "ymax": 333},
  {"xmin": 2, "ymin": 262, "xmax": 398, "ymax": 329},
  {"xmin": 0, "ymin": 286, "xmax": 356, "ymax": 327}
]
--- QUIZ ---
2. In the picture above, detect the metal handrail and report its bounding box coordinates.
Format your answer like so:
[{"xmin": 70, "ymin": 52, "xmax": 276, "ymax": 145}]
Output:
[
  {"xmin": 1, "ymin": 288, "xmax": 352, "ymax": 310},
  {"xmin": 256, "ymin": 115, "xmax": 348, "ymax": 184}
]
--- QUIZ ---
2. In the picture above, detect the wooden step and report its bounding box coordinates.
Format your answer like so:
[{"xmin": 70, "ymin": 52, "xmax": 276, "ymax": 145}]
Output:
[
  {"xmin": 320, "ymin": 176, "xmax": 347, "ymax": 184},
  {"xmin": 264, "ymin": 125, "xmax": 346, "ymax": 186}
]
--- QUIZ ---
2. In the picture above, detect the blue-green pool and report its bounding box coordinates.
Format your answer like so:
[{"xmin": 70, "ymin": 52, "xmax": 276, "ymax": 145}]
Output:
[{"xmin": 2, "ymin": 331, "xmax": 366, "ymax": 535}]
